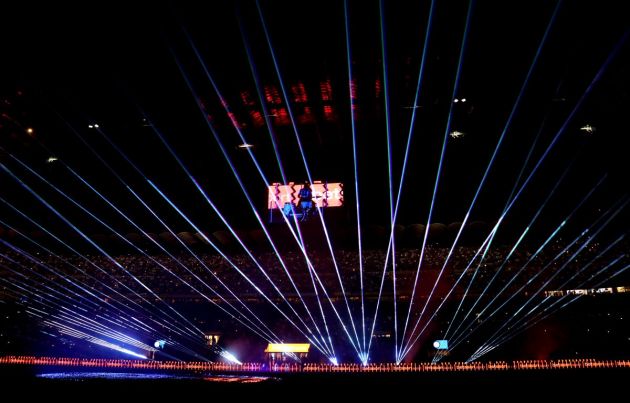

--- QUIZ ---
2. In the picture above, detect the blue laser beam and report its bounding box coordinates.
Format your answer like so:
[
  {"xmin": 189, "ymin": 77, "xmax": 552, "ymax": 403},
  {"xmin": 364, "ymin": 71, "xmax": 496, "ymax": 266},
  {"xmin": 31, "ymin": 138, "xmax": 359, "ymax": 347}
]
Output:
[
  {"xmin": 400, "ymin": 27, "xmax": 628, "ymax": 359},
  {"xmin": 472, "ymin": 258, "xmax": 628, "ymax": 361},
  {"xmin": 444, "ymin": 153, "xmax": 581, "ymax": 344},
  {"xmin": 47, "ymin": 121, "xmax": 287, "ymax": 347},
  {"xmin": 166, "ymin": 37, "xmax": 335, "ymax": 352},
  {"xmin": 400, "ymin": 0, "xmax": 561, "ymax": 358},
  {"xmin": 343, "ymin": 0, "xmax": 367, "ymax": 356},
  {"xmin": 377, "ymin": 0, "xmax": 400, "ymax": 362},
  {"xmin": 6, "ymin": 149, "xmax": 280, "ymax": 344},
  {"xmin": 256, "ymin": 0, "xmax": 364, "ymax": 356},
  {"xmin": 368, "ymin": 0, "xmax": 436, "ymax": 363},
  {"xmin": 399, "ymin": 0, "xmax": 475, "ymax": 358},
  {"xmin": 0, "ymin": 161, "xmax": 203, "ymax": 339},
  {"xmin": 475, "ymin": 198, "xmax": 627, "ymax": 352},
  {"xmin": 446, "ymin": 116, "xmax": 558, "ymax": 343},
  {"xmin": 148, "ymin": 180, "xmax": 341, "ymax": 356},
  {"xmin": 452, "ymin": 187, "xmax": 620, "ymax": 348},
  {"xmin": 166, "ymin": 46, "xmax": 335, "ymax": 355},
  {"xmin": 237, "ymin": 24, "xmax": 354, "ymax": 354}
]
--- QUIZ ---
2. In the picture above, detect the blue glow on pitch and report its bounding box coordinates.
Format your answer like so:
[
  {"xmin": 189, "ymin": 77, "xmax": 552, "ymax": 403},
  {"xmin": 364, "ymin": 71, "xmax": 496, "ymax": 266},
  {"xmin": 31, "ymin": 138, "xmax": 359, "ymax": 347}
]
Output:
[
  {"xmin": 37, "ymin": 372, "xmax": 189, "ymax": 380},
  {"xmin": 343, "ymin": 0, "xmax": 367, "ymax": 356}
]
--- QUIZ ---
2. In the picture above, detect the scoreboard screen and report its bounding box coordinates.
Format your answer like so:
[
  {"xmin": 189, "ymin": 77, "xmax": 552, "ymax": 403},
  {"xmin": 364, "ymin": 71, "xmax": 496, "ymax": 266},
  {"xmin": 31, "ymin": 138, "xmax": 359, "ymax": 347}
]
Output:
[{"xmin": 267, "ymin": 182, "xmax": 344, "ymax": 210}]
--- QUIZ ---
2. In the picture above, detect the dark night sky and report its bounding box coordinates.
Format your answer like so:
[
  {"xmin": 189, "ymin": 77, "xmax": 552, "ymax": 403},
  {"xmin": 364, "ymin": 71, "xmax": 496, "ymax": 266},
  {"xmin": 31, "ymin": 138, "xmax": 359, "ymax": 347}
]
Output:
[{"xmin": 1, "ymin": 0, "xmax": 628, "ymax": 243}]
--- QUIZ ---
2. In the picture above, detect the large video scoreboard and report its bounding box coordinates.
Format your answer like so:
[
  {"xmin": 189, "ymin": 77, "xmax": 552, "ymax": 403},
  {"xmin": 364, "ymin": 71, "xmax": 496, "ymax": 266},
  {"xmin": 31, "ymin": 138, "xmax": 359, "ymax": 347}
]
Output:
[{"xmin": 267, "ymin": 181, "xmax": 344, "ymax": 210}]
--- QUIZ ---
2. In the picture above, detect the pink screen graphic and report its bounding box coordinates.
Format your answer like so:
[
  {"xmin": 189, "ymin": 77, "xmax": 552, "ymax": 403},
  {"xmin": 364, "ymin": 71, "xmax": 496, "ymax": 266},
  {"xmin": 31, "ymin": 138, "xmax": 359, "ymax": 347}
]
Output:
[{"xmin": 267, "ymin": 182, "xmax": 344, "ymax": 209}]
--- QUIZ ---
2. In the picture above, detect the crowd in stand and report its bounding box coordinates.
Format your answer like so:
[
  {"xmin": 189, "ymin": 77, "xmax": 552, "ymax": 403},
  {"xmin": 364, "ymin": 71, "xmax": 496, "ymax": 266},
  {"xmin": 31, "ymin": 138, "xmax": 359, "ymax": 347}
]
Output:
[{"xmin": 0, "ymin": 240, "xmax": 618, "ymax": 303}]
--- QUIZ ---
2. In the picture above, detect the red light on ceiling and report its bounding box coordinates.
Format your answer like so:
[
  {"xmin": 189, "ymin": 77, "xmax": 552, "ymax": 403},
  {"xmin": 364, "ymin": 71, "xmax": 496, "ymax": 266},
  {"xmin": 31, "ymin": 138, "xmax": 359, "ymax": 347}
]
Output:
[
  {"xmin": 265, "ymin": 87, "xmax": 274, "ymax": 104},
  {"xmin": 350, "ymin": 79, "xmax": 358, "ymax": 100},
  {"xmin": 275, "ymin": 108, "xmax": 290, "ymax": 125},
  {"xmin": 198, "ymin": 98, "xmax": 208, "ymax": 111},
  {"xmin": 320, "ymin": 80, "xmax": 333, "ymax": 102},
  {"xmin": 291, "ymin": 82, "xmax": 308, "ymax": 103},
  {"xmin": 250, "ymin": 110, "xmax": 265, "ymax": 128},
  {"xmin": 298, "ymin": 106, "xmax": 315, "ymax": 124},
  {"xmin": 226, "ymin": 112, "xmax": 244, "ymax": 129},
  {"xmin": 375, "ymin": 78, "xmax": 382, "ymax": 98},
  {"xmin": 264, "ymin": 85, "xmax": 282, "ymax": 105},
  {"xmin": 323, "ymin": 105, "xmax": 336, "ymax": 122},
  {"xmin": 240, "ymin": 91, "xmax": 256, "ymax": 106}
]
